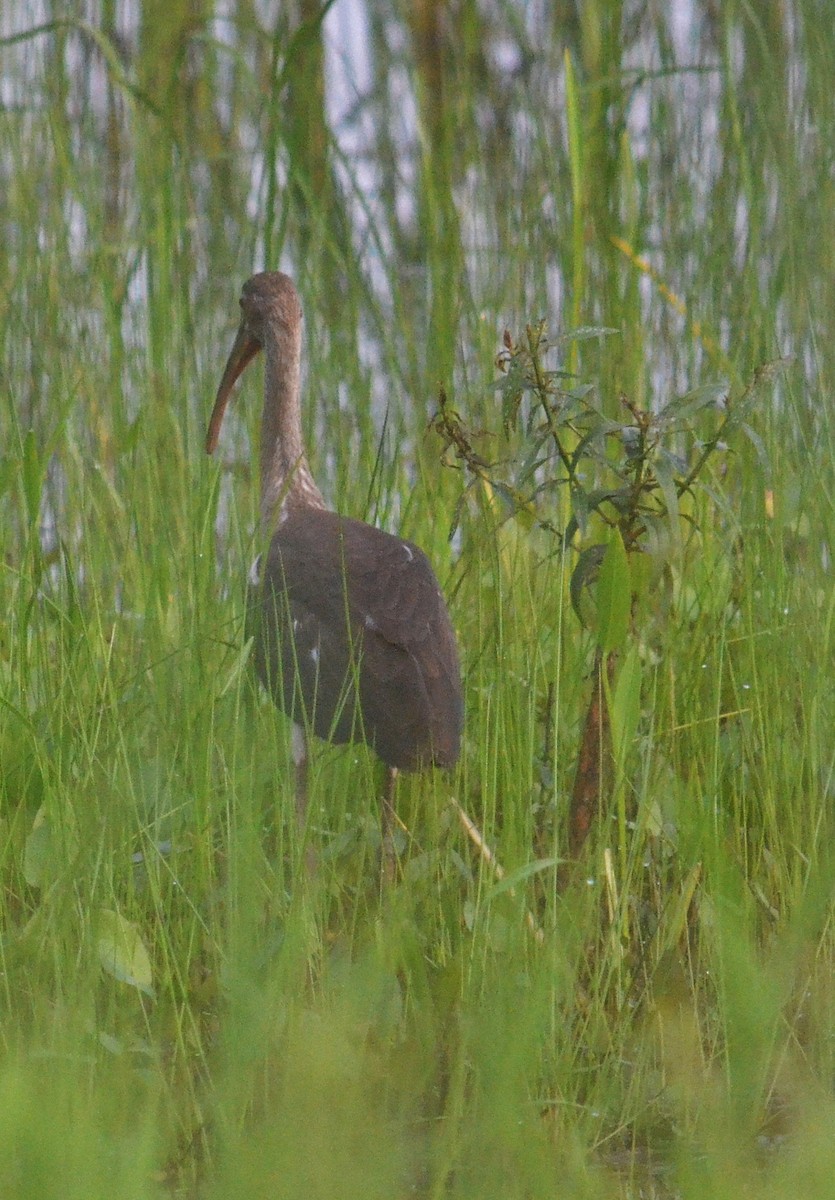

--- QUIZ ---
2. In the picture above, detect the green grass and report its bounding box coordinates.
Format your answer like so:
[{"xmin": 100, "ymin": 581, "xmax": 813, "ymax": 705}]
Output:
[{"xmin": 1, "ymin": 3, "xmax": 834, "ymax": 1197}]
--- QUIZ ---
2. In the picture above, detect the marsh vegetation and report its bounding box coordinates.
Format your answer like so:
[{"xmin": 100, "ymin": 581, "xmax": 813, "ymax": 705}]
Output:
[{"xmin": 1, "ymin": 3, "xmax": 833, "ymax": 1196}]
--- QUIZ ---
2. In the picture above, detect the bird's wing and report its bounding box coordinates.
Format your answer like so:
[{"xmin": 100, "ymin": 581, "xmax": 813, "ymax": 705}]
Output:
[
  {"xmin": 266, "ymin": 510, "xmax": 449, "ymax": 653},
  {"xmin": 261, "ymin": 509, "xmax": 462, "ymax": 768}
]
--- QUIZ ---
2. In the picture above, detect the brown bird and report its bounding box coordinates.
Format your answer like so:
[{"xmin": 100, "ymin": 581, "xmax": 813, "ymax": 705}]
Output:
[{"xmin": 207, "ymin": 271, "xmax": 462, "ymax": 860}]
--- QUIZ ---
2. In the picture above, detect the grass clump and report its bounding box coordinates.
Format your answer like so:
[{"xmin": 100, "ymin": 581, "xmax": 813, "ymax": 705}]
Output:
[{"xmin": 1, "ymin": 3, "xmax": 834, "ymax": 1197}]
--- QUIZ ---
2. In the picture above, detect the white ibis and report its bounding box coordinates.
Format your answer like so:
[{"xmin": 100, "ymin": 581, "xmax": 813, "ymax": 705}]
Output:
[{"xmin": 207, "ymin": 271, "xmax": 462, "ymax": 860}]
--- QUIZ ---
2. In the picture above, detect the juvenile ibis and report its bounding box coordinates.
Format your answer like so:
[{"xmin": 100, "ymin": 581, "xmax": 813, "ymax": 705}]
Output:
[{"xmin": 206, "ymin": 272, "xmax": 462, "ymax": 859}]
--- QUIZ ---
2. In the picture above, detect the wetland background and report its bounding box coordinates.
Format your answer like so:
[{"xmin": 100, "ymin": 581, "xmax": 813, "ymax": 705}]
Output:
[{"xmin": 1, "ymin": 2, "xmax": 834, "ymax": 1197}]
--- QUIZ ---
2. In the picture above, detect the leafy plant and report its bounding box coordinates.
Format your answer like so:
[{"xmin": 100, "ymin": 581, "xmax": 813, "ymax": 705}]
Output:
[{"xmin": 434, "ymin": 321, "xmax": 781, "ymax": 857}]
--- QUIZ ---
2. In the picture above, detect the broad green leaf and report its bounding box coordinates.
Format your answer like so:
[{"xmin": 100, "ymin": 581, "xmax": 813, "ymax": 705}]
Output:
[
  {"xmin": 483, "ymin": 857, "xmax": 561, "ymax": 903},
  {"xmin": 22, "ymin": 428, "xmax": 43, "ymax": 526},
  {"xmin": 610, "ymin": 646, "xmax": 642, "ymax": 765},
  {"xmin": 97, "ymin": 909, "xmax": 155, "ymax": 998},
  {"xmin": 23, "ymin": 806, "xmax": 51, "ymax": 888},
  {"xmin": 511, "ymin": 504, "xmax": 536, "ymax": 532},
  {"xmin": 0, "ymin": 454, "xmax": 15, "ymax": 502},
  {"xmin": 596, "ymin": 530, "xmax": 631, "ymax": 653},
  {"xmin": 656, "ymin": 863, "xmax": 703, "ymax": 959}
]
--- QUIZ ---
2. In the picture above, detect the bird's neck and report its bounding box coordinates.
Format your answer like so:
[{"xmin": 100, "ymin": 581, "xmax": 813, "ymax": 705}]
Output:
[{"xmin": 260, "ymin": 326, "xmax": 325, "ymax": 531}]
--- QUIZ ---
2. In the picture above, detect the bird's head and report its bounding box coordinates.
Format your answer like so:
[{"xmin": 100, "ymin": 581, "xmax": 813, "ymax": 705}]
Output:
[{"xmin": 206, "ymin": 272, "xmax": 302, "ymax": 455}]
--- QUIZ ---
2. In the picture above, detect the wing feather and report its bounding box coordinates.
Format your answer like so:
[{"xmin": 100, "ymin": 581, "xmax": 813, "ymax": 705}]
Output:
[{"xmin": 250, "ymin": 509, "xmax": 462, "ymax": 770}]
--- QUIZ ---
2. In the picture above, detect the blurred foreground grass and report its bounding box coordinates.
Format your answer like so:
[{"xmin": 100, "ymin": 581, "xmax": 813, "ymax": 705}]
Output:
[{"xmin": 1, "ymin": 3, "xmax": 834, "ymax": 1196}]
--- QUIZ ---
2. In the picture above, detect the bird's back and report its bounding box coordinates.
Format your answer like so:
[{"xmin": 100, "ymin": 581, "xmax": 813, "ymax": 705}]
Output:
[{"xmin": 250, "ymin": 508, "xmax": 462, "ymax": 771}]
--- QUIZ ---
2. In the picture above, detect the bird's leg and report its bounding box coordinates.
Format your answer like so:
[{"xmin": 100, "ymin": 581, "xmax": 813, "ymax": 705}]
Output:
[
  {"xmin": 381, "ymin": 766, "xmax": 399, "ymax": 881},
  {"xmin": 291, "ymin": 723, "xmax": 316, "ymax": 874},
  {"xmin": 291, "ymin": 723, "xmax": 308, "ymax": 820}
]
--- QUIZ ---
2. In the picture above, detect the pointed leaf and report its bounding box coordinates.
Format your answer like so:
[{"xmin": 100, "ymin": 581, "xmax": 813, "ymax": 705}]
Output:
[
  {"xmin": 97, "ymin": 909, "xmax": 155, "ymax": 998},
  {"xmin": 596, "ymin": 530, "xmax": 631, "ymax": 653},
  {"xmin": 610, "ymin": 646, "xmax": 642, "ymax": 765},
  {"xmin": 653, "ymin": 454, "xmax": 681, "ymax": 548},
  {"xmin": 570, "ymin": 485, "xmax": 591, "ymax": 536},
  {"xmin": 657, "ymin": 383, "xmax": 727, "ymax": 424},
  {"xmin": 23, "ymin": 806, "xmax": 51, "ymax": 888},
  {"xmin": 739, "ymin": 421, "xmax": 771, "ymax": 473},
  {"xmin": 557, "ymin": 325, "xmax": 621, "ymax": 344},
  {"xmin": 570, "ymin": 543, "xmax": 606, "ymax": 627},
  {"xmin": 483, "ymin": 857, "xmax": 560, "ymax": 903},
  {"xmin": 22, "ymin": 429, "xmax": 43, "ymax": 526},
  {"xmin": 218, "ymin": 635, "xmax": 254, "ymax": 698}
]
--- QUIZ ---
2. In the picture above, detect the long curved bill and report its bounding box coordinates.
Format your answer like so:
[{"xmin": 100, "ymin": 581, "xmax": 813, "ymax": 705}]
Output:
[{"xmin": 205, "ymin": 323, "xmax": 262, "ymax": 454}]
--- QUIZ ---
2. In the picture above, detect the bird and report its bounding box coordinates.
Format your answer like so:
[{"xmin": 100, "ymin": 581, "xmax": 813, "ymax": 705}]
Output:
[{"xmin": 206, "ymin": 271, "xmax": 462, "ymax": 863}]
